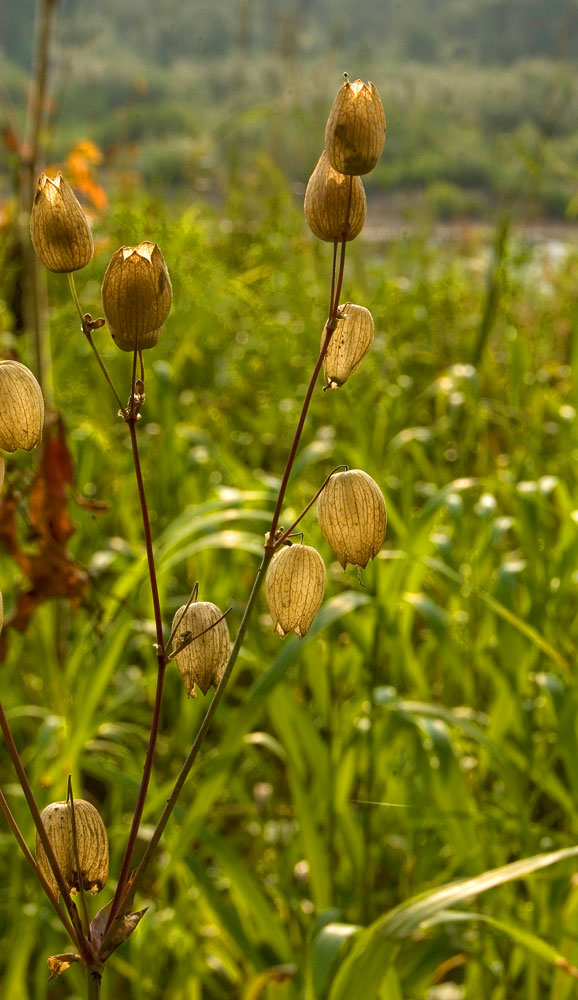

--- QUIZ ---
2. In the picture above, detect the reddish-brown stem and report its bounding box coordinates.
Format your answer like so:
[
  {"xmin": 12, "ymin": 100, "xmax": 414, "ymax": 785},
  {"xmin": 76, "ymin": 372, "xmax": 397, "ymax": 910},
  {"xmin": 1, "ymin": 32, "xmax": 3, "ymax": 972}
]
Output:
[
  {"xmin": 104, "ymin": 417, "xmax": 168, "ymax": 935},
  {"xmin": 0, "ymin": 785, "xmax": 78, "ymax": 943},
  {"xmin": 265, "ymin": 231, "xmax": 349, "ymax": 555},
  {"xmin": 0, "ymin": 701, "xmax": 87, "ymax": 955},
  {"xmin": 273, "ymin": 464, "xmax": 349, "ymax": 549}
]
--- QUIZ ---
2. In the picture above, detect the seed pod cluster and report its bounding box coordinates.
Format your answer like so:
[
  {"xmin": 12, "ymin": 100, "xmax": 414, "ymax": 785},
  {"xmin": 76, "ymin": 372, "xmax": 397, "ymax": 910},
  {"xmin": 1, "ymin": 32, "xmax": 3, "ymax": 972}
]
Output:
[
  {"xmin": 101, "ymin": 242, "xmax": 172, "ymax": 351},
  {"xmin": 30, "ymin": 173, "xmax": 94, "ymax": 273},
  {"xmin": 265, "ymin": 544, "xmax": 326, "ymax": 638},
  {"xmin": 318, "ymin": 469, "xmax": 386, "ymax": 569},
  {"xmin": 172, "ymin": 601, "xmax": 230, "ymax": 696},
  {"xmin": 323, "ymin": 303, "xmax": 374, "ymax": 390},
  {"xmin": 36, "ymin": 799, "xmax": 109, "ymax": 898},
  {"xmin": 304, "ymin": 151, "xmax": 366, "ymax": 243},
  {"xmin": 325, "ymin": 77, "xmax": 386, "ymax": 175},
  {"xmin": 0, "ymin": 361, "xmax": 44, "ymax": 453}
]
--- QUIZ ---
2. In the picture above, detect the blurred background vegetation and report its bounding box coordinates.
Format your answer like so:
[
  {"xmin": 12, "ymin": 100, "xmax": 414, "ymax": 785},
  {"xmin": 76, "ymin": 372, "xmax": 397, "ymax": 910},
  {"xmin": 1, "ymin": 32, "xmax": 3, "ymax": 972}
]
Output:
[{"xmin": 2, "ymin": 1, "xmax": 578, "ymax": 998}]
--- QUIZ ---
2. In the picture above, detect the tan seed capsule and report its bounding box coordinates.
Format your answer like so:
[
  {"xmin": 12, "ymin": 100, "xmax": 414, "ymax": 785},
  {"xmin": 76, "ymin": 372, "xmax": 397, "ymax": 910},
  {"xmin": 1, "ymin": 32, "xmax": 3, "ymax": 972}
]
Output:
[
  {"xmin": 30, "ymin": 173, "xmax": 94, "ymax": 273},
  {"xmin": 101, "ymin": 242, "xmax": 172, "ymax": 351},
  {"xmin": 325, "ymin": 77, "xmax": 386, "ymax": 176},
  {"xmin": 318, "ymin": 469, "xmax": 386, "ymax": 569},
  {"xmin": 0, "ymin": 361, "xmax": 44, "ymax": 453},
  {"xmin": 171, "ymin": 601, "xmax": 230, "ymax": 696},
  {"xmin": 304, "ymin": 151, "xmax": 366, "ymax": 243},
  {"xmin": 265, "ymin": 544, "xmax": 326, "ymax": 639},
  {"xmin": 323, "ymin": 303, "xmax": 374, "ymax": 390},
  {"xmin": 36, "ymin": 799, "xmax": 109, "ymax": 898}
]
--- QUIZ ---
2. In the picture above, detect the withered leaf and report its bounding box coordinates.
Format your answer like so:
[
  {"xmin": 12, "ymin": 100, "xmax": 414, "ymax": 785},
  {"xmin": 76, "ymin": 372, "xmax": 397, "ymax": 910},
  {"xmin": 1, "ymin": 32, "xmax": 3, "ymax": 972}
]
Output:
[
  {"xmin": 47, "ymin": 953, "xmax": 81, "ymax": 981},
  {"xmin": 90, "ymin": 898, "xmax": 147, "ymax": 960}
]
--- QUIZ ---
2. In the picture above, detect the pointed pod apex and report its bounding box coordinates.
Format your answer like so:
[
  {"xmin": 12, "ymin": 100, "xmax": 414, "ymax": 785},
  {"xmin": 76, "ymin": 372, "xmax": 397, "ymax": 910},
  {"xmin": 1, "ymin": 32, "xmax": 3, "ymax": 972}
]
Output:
[
  {"xmin": 304, "ymin": 151, "xmax": 366, "ymax": 243},
  {"xmin": 323, "ymin": 303, "xmax": 374, "ymax": 390},
  {"xmin": 36, "ymin": 799, "xmax": 109, "ymax": 898},
  {"xmin": 101, "ymin": 242, "xmax": 172, "ymax": 351},
  {"xmin": 171, "ymin": 601, "xmax": 230, "ymax": 696},
  {"xmin": 325, "ymin": 78, "xmax": 386, "ymax": 175},
  {"xmin": 318, "ymin": 469, "xmax": 386, "ymax": 569},
  {"xmin": 30, "ymin": 173, "xmax": 94, "ymax": 273},
  {"xmin": 0, "ymin": 361, "xmax": 44, "ymax": 453},
  {"xmin": 265, "ymin": 543, "xmax": 326, "ymax": 638}
]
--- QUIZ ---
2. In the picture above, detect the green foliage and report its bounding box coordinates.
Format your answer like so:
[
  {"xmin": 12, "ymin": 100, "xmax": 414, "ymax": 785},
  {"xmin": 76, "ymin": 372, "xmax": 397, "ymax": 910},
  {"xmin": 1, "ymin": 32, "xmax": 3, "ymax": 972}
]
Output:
[{"xmin": 2, "ymin": 161, "xmax": 578, "ymax": 998}]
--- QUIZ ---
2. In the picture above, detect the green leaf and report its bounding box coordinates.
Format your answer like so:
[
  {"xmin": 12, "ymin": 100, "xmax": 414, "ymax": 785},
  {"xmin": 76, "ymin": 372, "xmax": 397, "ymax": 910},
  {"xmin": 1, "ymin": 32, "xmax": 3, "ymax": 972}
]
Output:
[{"xmin": 329, "ymin": 845, "xmax": 578, "ymax": 1000}]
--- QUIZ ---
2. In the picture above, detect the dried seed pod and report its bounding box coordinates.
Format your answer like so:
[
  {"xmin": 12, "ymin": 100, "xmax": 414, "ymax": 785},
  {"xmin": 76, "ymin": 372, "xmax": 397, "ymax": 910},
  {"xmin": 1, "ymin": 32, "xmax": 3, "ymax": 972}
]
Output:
[
  {"xmin": 325, "ymin": 77, "xmax": 386, "ymax": 175},
  {"xmin": 265, "ymin": 543, "xmax": 326, "ymax": 639},
  {"xmin": 318, "ymin": 469, "xmax": 386, "ymax": 569},
  {"xmin": 36, "ymin": 799, "xmax": 109, "ymax": 898},
  {"xmin": 0, "ymin": 361, "xmax": 44, "ymax": 452},
  {"xmin": 171, "ymin": 601, "xmax": 230, "ymax": 696},
  {"xmin": 323, "ymin": 303, "xmax": 374, "ymax": 390},
  {"xmin": 30, "ymin": 173, "xmax": 94, "ymax": 273},
  {"xmin": 101, "ymin": 242, "xmax": 172, "ymax": 351},
  {"xmin": 304, "ymin": 151, "xmax": 366, "ymax": 243}
]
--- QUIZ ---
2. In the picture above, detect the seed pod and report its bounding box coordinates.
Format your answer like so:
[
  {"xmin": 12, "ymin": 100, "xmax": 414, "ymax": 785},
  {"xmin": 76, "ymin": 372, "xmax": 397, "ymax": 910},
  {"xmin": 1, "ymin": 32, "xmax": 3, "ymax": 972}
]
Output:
[
  {"xmin": 36, "ymin": 799, "xmax": 109, "ymax": 898},
  {"xmin": 265, "ymin": 543, "xmax": 326, "ymax": 639},
  {"xmin": 304, "ymin": 151, "xmax": 366, "ymax": 243},
  {"xmin": 101, "ymin": 242, "xmax": 172, "ymax": 351},
  {"xmin": 0, "ymin": 361, "xmax": 44, "ymax": 452},
  {"xmin": 323, "ymin": 303, "xmax": 374, "ymax": 390},
  {"xmin": 318, "ymin": 469, "xmax": 386, "ymax": 569},
  {"xmin": 171, "ymin": 601, "xmax": 230, "ymax": 696},
  {"xmin": 325, "ymin": 77, "xmax": 386, "ymax": 175},
  {"xmin": 30, "ymin": 173, "xmax": 94, "ymax": 273}
]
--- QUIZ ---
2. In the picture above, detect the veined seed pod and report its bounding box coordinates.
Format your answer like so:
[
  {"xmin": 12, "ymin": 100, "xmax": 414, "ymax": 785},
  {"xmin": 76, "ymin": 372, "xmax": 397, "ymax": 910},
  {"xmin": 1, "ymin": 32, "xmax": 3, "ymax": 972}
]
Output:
[
  {"xmin": 30, "ymin": 173, "xmax": 94, "ymax": 273},
  {"xmin": 101, "ymin": 242, "xmax": 172, "ymax": 351},
  {"xmin": 304, "ymin": 151, "xmax": 366, "ymax": 243},
  {"xmin": 36, "ymin": 799, "xmax": 109, "ymax": 898},
  {"xmin": 0, "ymin": 361, "xmax": 44, "ymax": 452},
  {"xmin": 265, "ymin": 543, "xmax": 326, "ymax": 639},
  {"xmin": 318, "ymin": 469, "xmax": 386, "ymax": 569},
  {"xmin": 323, "ymin": 303, "xmax": 374, "ymax": 390},
  {"xmin": 171, "ymin": 601, "xmax": 230, "ymax": 696},
  {"xmin": 325, "ymin": 76, "xmax": 386, "ymax": 176}
]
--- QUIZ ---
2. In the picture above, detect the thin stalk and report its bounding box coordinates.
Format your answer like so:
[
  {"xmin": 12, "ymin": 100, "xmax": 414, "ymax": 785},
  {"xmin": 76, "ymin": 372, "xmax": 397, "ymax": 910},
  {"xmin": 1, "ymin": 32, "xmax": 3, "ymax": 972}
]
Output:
[
  {"xmin": 86, "ymin": 970, "xmax": 102, "ymax": 1000},
  {"xmin": 68, "ymin": 778, "xmax": 91, "ymax": 937},
  {"xmin": 265, "ymin": 234, "xmax": 349, "ymax": 553},
  {"xmin": 274, "ymin": 464, "xmax": 349, "ymax": 548},
  {"xmin": 100, "ymin": 553, "xmax": 270, "ymax": 948},
  {"xmin": 0, "ymin": 701, "xmax": 86, "ymax": 954},
  {"xmin": 0, "ymin": 786, "xmax": 78, "ymax": 942},
  {"xmin": 103, "ymin": 417, "xmax": 167, "ymax": 934},
  {"xmin": 67, "ymin": 274, "xmax": 127, "ymax": 416},
  {"xmin": 167, "ymin": 582, "xmax": 199, "ymax": 647}
]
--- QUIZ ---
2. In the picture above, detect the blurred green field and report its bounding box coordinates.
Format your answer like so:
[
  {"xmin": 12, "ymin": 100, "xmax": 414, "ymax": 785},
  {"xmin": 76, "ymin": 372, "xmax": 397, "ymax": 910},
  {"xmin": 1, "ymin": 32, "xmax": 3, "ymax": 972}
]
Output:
[{"xmin": 2, "ymin": 165, "xmax": 578, "ymax": 999}]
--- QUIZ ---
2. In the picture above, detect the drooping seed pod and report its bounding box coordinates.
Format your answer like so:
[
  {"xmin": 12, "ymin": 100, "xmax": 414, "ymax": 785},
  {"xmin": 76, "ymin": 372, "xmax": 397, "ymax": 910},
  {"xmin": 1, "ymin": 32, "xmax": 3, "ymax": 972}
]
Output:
[
  {"xmin": 171, "ymin": 601, "xmax": 230, "ymax": 696},
  {"xmin": 36, "ymin": 799, "xmax": 109, "ymax": 898},
  {"xmin": 322, "ymin": 303, "xmax": 374, "ymax": 390},
  {"xmin": 0, "ymin": 361, "xmax": 44, "ymax": 452},
  {"xmin": 325, "ymin": 76, "xmax": 386, "ymax": 176},
  {"xmin": 101, "ymin": 242, "xmax": 172, "ymax": 351},
  {"xmin": 265, "ymin": 543, "xmax": 326, "ymax": 639},
  {"xmin": 304, "ymin": 151, "xmax": 366, "ymax": 243},
  {"xmin": 318, "ymin": 469, "xmax": 386, "ymax": 569},
  {"xmin": 30, "ymin": 173, "xmax": 94, "ymax": 273}
]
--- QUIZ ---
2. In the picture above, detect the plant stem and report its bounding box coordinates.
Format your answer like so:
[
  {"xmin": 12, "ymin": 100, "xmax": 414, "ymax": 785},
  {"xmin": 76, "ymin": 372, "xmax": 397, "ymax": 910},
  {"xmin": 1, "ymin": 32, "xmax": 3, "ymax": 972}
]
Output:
[
  {"xmin": 265, "ymin": 235, "xmax": 348, "ymax": 553},
  {"xmin": 0, "ymin": 786, "xmax": 77, "ymax": 942},
  {"xmin": 0, "ymin": 700, "xmax": 88, "ymax": 955},
  {"xmin": 86, "ymin": 970, "xmax": 102, "ymax": 1000},
  {"xmin": 103, "ymin": 417, "xmax": 168, "ymax": 934},
  {"xmin": 67, "ymin": 274, "xmax": 127, "ymax": 416},
  {"xmin": 101, "ymin": 553, "xmax": 270, "ymax": 946}
]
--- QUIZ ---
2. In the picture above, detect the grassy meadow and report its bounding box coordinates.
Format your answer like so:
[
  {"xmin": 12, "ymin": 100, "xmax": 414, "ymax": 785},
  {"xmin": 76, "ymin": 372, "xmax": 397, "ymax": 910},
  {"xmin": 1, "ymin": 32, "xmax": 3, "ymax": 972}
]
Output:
[{"xmin": 2, "ymin": 154, "xmax": 578, "ymax": 999}]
